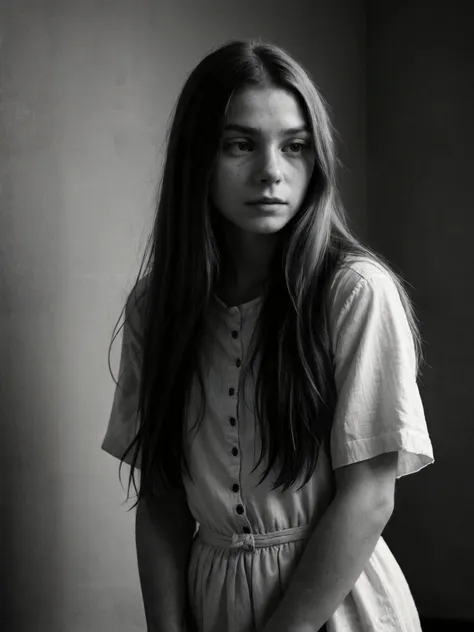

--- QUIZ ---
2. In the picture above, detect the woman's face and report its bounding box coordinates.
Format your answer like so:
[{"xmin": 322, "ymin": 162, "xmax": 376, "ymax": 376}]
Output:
[{"xmin": 210, "ymin": 86, "xmax": 315, "ymax": 237}]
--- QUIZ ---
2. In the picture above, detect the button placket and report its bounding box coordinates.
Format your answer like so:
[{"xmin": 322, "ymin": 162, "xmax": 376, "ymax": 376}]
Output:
[
  {"xmin": 227, "ymin": 314, "xmax": 247, "ymax": 528},
  {"xmin": 229, "ymin": 320, "xmax": 242, "ymax": 392},
  {"xmin": 226, "ymin": 315, "xmax": 241, "ymax": 421}
]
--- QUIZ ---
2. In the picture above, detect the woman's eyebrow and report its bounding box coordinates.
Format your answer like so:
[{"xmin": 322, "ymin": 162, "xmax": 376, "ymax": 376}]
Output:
[{"xmin": 224, "ymin": 124, "xmax": 310, "ymax": 137}]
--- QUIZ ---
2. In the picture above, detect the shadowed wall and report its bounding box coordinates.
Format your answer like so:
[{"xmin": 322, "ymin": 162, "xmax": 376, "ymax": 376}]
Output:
[{"xmin": 367, "ymin": 0, "xmax": 474, "ymax": 621}]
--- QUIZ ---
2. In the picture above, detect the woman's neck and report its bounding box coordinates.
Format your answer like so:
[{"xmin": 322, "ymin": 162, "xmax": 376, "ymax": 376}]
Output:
[
  {"xmin": 216, "ymin": 264, "xmax": 269, "ymax": 307},
  {"xmin": 216, "ymin": 283, "xmax": 263, "ymax": 308}
]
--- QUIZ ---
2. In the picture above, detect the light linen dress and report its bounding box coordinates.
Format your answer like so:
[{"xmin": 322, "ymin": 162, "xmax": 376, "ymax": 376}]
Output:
[{"xmin": 102, "ymin": 256, "xmax": 434, "ymax": 632}]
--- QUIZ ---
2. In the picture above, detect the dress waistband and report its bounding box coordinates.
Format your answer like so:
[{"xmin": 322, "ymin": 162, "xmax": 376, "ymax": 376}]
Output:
[{"xmin": 197, "ymin": 524, "xmax": 313, "ymax": 552}]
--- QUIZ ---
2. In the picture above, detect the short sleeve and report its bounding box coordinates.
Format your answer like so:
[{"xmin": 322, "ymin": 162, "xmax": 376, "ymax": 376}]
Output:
[
  {"xmin": 101, "ymin": 281, "xmax": 147, "ymax": 468},
  {"xmin": 329, "ymin": 267, "xmax": 434, "ymax": 479}
]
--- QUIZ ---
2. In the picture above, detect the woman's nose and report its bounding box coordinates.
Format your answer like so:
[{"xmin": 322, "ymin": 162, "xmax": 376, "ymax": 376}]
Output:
[{"xmin": 255, "ymin": 149, "xmax": 282, "ymax": 183}]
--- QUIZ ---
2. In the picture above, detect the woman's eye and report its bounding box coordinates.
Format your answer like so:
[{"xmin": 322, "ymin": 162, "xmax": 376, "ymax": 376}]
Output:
[
  {"xmin": 286, "ymin": 142, "xmax": 306, "ymax": 154},
  {"xmin": 224, "ymin": 140, "xmax": 308, "ymax": 155},
  {"xmin": 226, "ymin": 140, "xmax": 252, "ymax": 152},
  {"xmin": 237, "ymin": 141, "xmax": 251, "ymax": 151}
]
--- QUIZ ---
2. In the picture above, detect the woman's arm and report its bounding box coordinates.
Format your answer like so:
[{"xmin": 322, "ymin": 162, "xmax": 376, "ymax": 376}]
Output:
[
  {"xmin": 136, "ymin": 490, "xmax": 197, "ymax": 632},
  {"xmin": 262, "ymin": 451, "xmax": 399, "ymax": 632}
]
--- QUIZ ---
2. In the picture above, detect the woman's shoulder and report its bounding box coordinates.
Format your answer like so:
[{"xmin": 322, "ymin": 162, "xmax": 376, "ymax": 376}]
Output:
[
  {"xmin": 332, "ymin": 253, "xmax": 391, "ymax": 283},
  {"xmin": 328, "ymin": 254, "xmax": 395, "ymax": 316}
]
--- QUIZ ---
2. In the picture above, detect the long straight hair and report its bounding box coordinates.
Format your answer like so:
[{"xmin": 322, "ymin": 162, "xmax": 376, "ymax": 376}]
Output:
[{"xmin": 109, "ymin": 40, "xmax": 424, "ymax": 506}]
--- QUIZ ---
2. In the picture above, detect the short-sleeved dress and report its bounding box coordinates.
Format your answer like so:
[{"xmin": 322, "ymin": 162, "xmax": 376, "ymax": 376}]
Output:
[{"xmin": 102, "ymin": 256, "xmax": 434, "ymax": 632}]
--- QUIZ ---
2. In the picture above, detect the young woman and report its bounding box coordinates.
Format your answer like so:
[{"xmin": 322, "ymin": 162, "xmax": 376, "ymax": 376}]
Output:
[{"xmin": 102, "ymin": 40, "xmax": 434, "ymax": 632}]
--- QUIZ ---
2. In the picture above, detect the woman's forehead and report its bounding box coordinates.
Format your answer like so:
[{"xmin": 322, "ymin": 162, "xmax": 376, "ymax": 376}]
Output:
[{"xmin": 226, "ymin": 86, "xmax": 308, "ymax": 130}]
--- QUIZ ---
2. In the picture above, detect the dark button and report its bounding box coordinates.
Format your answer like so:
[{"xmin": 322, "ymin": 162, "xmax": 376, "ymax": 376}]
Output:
[
  {"xmin": 236, "ymin": 359, "xmax": 242, "ymax": 368},
  {"xmin": 236, "ymin": 504, "xmax": 244, "ymax": 515},
  {"xmin": 232, "ymin": 447, "xmax": 238, "ymax": 457},
  {"xmin": 229, "ymin": 387, "xmax": 235, "ymax": 396},
  {"xmin": 232, "ymin": 483, "xmax": 239, "ymax": 493},
  {"xmin": 243, "ymin": 526, "xmax": 251, "ymax": 534},
  {"xmin": 229, "ymin": 417, "xmax": 236, "ymax": 426},
  {"xmin": 232, "ymin": 330, "xmax": 238, "ymax": 339}
]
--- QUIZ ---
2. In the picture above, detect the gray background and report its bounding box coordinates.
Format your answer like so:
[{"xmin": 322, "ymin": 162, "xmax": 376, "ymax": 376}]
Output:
[{"xmin": 0, "ymin": 0, "xmax": 471, "ymax": 629}]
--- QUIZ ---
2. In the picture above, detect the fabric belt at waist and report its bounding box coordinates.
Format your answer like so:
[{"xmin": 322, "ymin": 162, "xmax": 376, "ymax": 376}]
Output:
[{"xmin": 197, "ymin": 524, "xmax": 313, "ymax": 552}]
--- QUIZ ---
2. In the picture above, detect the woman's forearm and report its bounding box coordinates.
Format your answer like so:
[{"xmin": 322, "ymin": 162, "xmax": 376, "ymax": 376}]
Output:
[
  {"xmin": 136, "ymin": 491, "xmax": 196, "ymax": 632},
  {"xmin": 263, "ymin": 491, "xmax": 393, "ymax": 632}
]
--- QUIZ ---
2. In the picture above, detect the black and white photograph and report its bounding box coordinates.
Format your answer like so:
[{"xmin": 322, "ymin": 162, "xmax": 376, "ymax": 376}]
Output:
[{"xmin": 0, "ymin": 1, "xmax": 472, "ymax": 631}]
